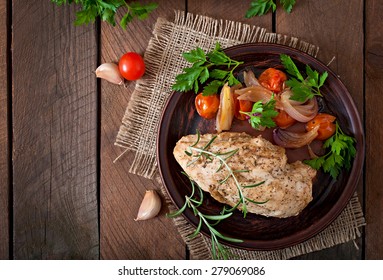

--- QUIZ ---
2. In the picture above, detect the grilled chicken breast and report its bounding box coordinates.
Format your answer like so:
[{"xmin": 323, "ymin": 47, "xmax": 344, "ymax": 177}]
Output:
[{"xmin": 173, "ymin": 132, "xmax": 316, "ymax": 218}]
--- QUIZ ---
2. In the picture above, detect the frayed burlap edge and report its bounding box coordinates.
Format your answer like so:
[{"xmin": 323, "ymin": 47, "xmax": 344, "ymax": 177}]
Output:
[
  {"xmin": 115, "ymin": 10, "xmax": 318, "ymax": 179},
  {"xmin": 117, "ymin": 10, "xmax": 365, "ymax": 259}
]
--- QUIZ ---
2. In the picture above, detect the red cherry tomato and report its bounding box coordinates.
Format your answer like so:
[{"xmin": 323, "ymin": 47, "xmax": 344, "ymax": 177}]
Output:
[
  {"xmin": 195, "ymin": 93, "xmax": 220, "ymax": 119},
  {"xmin": 119, "ymin": 52, "xmax": 145, "ymax": 81},
  {"xmin": 306, "ymin": 113, "xmax": 336, "ymax": 140},
  {"xmin": 258, "ymin": 68, "xmax": 287, "ymax": 93},
  {"xmin": 274, "ymin": 110, "xmax": 297, "ymax": 128},
  {"xmin": 234, "ymin": 94, "xmax": 253, "ymax": 120}
]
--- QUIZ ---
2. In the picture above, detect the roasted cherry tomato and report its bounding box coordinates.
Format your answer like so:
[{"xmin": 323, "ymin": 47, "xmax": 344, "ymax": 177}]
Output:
[
  {"xmin": 306, "ymin": 113, "xmax": 336, "ymax": 140},
  {"xmin": 258, "ymin": 68, "xmax": 287, "ymax": 93},
  {"xmin": 195, "ymin": 93, "xmax": 220, "ymax": 119},
  {"xmin": 273, "ymin": 110, "xmax": 297, "ymax": 128},
  {"xmin": 234, "ymin": 94, "xmax": 253, "ymax": 120},
  {"xmin": 119, "ymin": 52, "xmax": 145, "ymax": 80}
]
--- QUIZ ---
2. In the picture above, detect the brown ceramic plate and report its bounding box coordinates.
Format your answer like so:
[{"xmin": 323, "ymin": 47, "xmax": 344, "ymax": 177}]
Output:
[{"xmin": 157, "ymin": 43, "xmax": 364, "ymax": 250}]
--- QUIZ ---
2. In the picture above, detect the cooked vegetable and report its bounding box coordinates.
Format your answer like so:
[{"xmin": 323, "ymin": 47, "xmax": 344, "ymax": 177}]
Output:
[
  {"xmin": 195, "ymin": 93, "xmax": 220, "ymax": 119},
  {"xmin": 240, "ymin": 95, "xmax": 278, "ymax": 130},
  {"xmin": 245, "ymin": 0, "xmax": 296, "ymax": 17},
  {"xmin": 234, "ymin": 94, "xmax": 253, "ymax": 120},
  {"xmin": 172, "ymin": 42, "xmax": 243, "ymax": 95},
  {"xmin": 304, "ymin": 122, "xmax": 356, "ymax": 179},
  {"xmin": 216, "ymin": 84, "xmax": 235, "ymax": 132},
  {"xmin": 51, "ymin": 1, "xmax": 158, "ymax": 29},
  {"xmin": 235, "ymin": 85, "xmax": 274, "ymax": 103},
  {"xmin": 280, "ymin": 54, "xmax": 328, "ymax": 102},
  {"xmin": 258, "ymin": 68, "xmax": 287, "ymax": 93},
  {"xmin": 95, "ymin": 63, "xmax": 124, "ymax": 85},
  {"xmin": 273, "ymin": 110, "xmax": 297, "ymax": 129},
  {"xmin": 119, "ymin": 52, "xmax": 145, "ymax": 80},
  {"xmin": 306, "ymin": 113, "xmax": 336, "ymax": 140},
  {"xmin": 243, "ymin": 70, "xmax": 260, "ymax": 87},
  {"xmin": 273, "ymin": 126, "xmax": 319, "ymax": 148},
  {"xmin": 280, "ymin": 89, "xmax": 318, "ymax": 122}
]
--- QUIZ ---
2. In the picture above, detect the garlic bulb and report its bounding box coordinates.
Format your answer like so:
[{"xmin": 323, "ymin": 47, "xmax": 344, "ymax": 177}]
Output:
[
  {"xmin": 95, "ymin": 63, "xmax": 124, "ymax": 85},
  {"xmin": 135, "ymin": 190, "xmax": 162, "ymax": 221}
]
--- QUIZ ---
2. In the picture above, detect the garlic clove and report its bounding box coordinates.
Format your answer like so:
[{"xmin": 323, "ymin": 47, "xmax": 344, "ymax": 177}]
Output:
[
  {"xmin": 95, "ymin": 62, "xmax": 124, "ymax": 85},
  {"xmin": 135, "ymin": 190, "xmax": 162, "ymax": 221}
]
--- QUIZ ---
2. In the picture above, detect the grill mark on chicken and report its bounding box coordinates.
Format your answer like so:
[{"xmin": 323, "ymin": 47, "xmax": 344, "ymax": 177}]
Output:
[{"xmin": 173, "ymin": 132, "xmax": 316, "ymax": 218}]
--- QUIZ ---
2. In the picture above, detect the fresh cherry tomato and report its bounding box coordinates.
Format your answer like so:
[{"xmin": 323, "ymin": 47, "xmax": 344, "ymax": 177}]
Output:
[
  {"xmin": 258, "ymin": 68, "xmax": 287, "ymax": 93},
  {"xmin": 306, "ymin": 113, "xmax": 336, "ymax": 140},
  {"xmin": 234, "ymin": 94, "xmax": 253, "ymax": 120},
  {"xmin": 119, "ymin": 52, "xmax": 145, "ymax": 80},
  {"xmin": 274, "ymin": 110, "xmax": 297, "ymax": 128},
  {"xmin": 195, "ymin": 93, "xmax": 220, "ymax": 119}
]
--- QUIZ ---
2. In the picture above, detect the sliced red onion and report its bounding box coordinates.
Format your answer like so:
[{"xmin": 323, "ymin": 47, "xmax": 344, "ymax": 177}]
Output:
[
  {"xmin": 243, "ymin": 70, "xmax": 260, "ymax": 87},
  {"xmin": 273, "ymin": 126, "xmax": 319, "ymax": 149},
  {"xmin": 280, "ymin": 89, "xmax": 318, "ymax": 122}
]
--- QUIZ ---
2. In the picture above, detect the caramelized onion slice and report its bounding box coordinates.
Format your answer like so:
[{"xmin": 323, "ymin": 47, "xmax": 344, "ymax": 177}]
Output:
[
  {"xmin": 280, "ymin": 89, "xmax": 318, "ymax": 122},
  {"xmin": 216, "ymin": 84, "xmax": 235, "ymax": 133},
  {"xmin": 243, "ymin": 70, "xmax": 260, "ymax": 87},
  {"xmin": 235, "ymin": 86, "xmax": 273, "ymax": 102},
  {"xmin": 273, "ymin": 126, "xmax": 319, "ymax": 149}
]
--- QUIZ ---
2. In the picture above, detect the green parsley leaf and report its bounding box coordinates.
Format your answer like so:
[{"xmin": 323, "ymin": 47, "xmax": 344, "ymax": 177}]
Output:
[
  {"xmin": 172, "ymin": 43, "xmax": 244, "ymax": 96},
  {"xmin": 280, "ymin": 54, "xmax": 328, "ymax": 102},
  {"xmin": 246, "ymin": 0, "xmax": 296, "ymax": 17},
  {"xmin": 52, "ymin": 0, "xmax": 158, "ymax": 29},
  {"xmin": 280, "ymin": 0, "xmax": 296, "ymax": 13},
  {"xmin": 304, "ymin": 122, "xmax": 356, "ymax": 180},
  {"xmin": 245, "ymin": 0, "xmax": 276, "ymax": 18},
  {"xmin": 240, "ymin": 95, "xmax": 278, "ymax": 130}
]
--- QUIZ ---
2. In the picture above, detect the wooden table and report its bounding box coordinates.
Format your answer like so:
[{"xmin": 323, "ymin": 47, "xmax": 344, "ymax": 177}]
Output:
[{"xmin": 0, "ymin": 0, "xmax": 381, "ymax": 260}]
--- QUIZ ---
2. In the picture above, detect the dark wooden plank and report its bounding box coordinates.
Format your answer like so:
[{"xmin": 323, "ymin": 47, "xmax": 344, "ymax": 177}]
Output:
[
  {"xmin": 100, "ymin": 0, "xmax": 186, "ymax": 259},
  {"xmin": 12, "ymin": 1, "xmax": 99, "ymax": 259},
  {"xmin": 0, "ymin": 0, "xmax": 9, "ymax": 260},
  {"xmin": 187, "ymin": 0, "xmax": 272, "ymax": 31},
  {"xmin": 277, "ymin": 0, "xmax": 364, "ymax": 259},
  {"xmin": 365, "ymin": 0, "xmax": 383, "ymax": 260}
]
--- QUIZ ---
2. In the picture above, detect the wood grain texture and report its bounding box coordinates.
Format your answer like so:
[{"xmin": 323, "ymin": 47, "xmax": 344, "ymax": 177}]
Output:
[
  {"xmin": 365, "ymin": 0, "xmax": 383, "ymax": 260},
  {"xmin": 187, "ymin": 0, "xmax": 272, "ymax": 31},
  {"xmin": 276, "ymin": 0, "xmax": 364, "ymax": 259},
  {"xmin": 100, "ymin": 0, "xmax": 186, "ymax": 259},
  {"xmin": 0, "ymin": 0, "xmax": 9, "ymax": 260},
  {"xmin": 12, "ymin": 1, "xmax": 99, "ymax": 259}
]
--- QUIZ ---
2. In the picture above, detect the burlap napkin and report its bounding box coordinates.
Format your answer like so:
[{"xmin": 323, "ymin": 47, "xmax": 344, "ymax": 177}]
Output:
[{"xmin": 115, "ymin": 11, "xmax": 365, "ymax": 259}]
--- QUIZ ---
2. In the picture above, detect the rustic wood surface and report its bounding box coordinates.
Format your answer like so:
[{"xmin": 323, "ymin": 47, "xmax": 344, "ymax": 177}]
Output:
[
  {"xmin": 365, "ymin": 0, "xmax": 383, "ymax": 260},
  {"xmin": 0, "ymin": 0, "xmax": 9, "ymax": 260},
  {"xmin": 0, "ymin": 0, "xmax": 381, "ymax": 260}
]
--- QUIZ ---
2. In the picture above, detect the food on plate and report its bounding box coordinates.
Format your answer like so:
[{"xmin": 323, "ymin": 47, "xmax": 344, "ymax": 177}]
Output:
[
  {"xmin": 306, "ymin": 113, "xmax": 336, "ymax": 140},
  {"xmin": 216, "ymin": 84, "xmax": 235, "ymax": 132},
  {"xmin": 195, "ymin": 93, "xmax": 220, "ymax": 119},
  {"xmin": 273, "ymin": 109, "xmax": 297, "ymax": 128},
  {"xmin": 119, "ymin": 52, "xmax": 145, "ymax": 80},
  {"xmin": 258, "ymin": 67, "xmax": 287, "ymax": 93},
  {"xmin": 174, "ymin": 132, "xmax": 317, "ymax": 218}
]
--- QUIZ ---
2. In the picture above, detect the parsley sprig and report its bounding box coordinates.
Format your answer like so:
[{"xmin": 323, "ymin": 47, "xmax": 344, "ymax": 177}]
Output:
[
  {"xmin": 51, "ymin": 0, "xmax": 158, "ymax": 29},
  {"xmin": 172, "ymin": 43, "xmax": 243, "ymax": 96},
  {"xmin": 246, "ymin": 0, "xmax": 296, "ymax": 17},
  {"xmin": 304, "ymin": 122, "xmax": 356, "ymax": 179},
  {"xmin": 280, "ymin": 54, "xmax": 328, "ymax": 102},
  {"xmin": 240, "ymin": 95, "xmax": 279, "ymax": 130}
]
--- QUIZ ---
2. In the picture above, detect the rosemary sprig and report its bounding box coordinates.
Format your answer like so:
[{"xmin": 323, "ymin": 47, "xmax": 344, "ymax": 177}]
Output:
[
  {"xmin": 167, "ymin": 173, "xmax": 241, "ymax": 260},
  {"xmin": 186, "ymin": 131, "xmax": 267, "ymax": 218}
]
